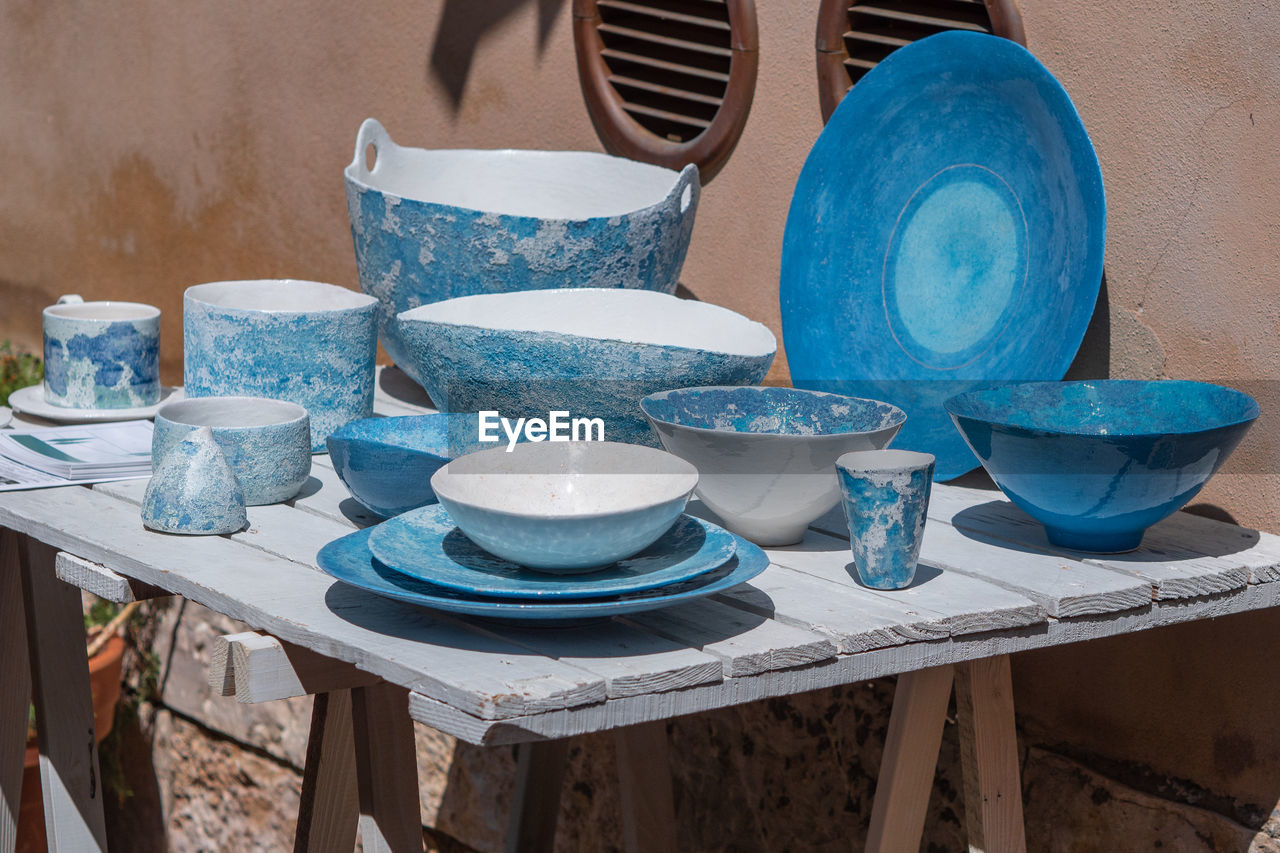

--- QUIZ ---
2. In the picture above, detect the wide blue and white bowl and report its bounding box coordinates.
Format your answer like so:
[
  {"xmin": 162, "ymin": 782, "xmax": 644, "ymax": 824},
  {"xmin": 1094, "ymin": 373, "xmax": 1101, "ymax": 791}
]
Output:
[
  {"xmin": 344, "ymin": 118, "xmax": 700, "ymax": 385},
  {"xmin": 396, "ymin": 288, "xmax": 776, "ymax": 446},
  {"xmin": 641, "ymin": 386, "xmax": 906, "ymax": 546},
  {"xmin": 153, "ymin": 396, "xmax": 312, "ymax": 506},
  {"xmin": 183, "ymin": 280, "xmax": 378, "ymax": 450},
  {"xmin": 945, "ymin": 380, "xmax": 1259, "ymax": 552},
  {"xmin": 326, "ymin": 413, "xmax": 496, "ymax": 518},
  {"xmin": 430, "ymin": 441, "xmax": 700, "ymax": 573}
]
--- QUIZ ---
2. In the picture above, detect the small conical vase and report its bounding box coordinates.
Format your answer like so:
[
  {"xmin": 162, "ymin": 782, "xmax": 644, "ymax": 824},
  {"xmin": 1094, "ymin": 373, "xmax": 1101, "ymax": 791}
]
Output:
[{"xmin": 142, "ymin": 426, "xmax": 247, "ymax": 535}]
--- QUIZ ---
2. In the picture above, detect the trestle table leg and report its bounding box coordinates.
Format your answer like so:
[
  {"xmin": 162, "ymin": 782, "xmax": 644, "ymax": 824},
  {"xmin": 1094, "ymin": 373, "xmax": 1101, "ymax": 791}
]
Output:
[
  {"xmin": 294, "ymin": 689, "xmax": 359, "ymax": 853},
  {"xmin": 505, "ymin": 738, "xmax": 568, "ymax": 853},
  {"xmin": 351, "ymin": 682, "xmax": 423, "ymax": 852},
  {"xmin": 0, "ymin": 530, "xmax": 32, "ymax": 853},
  {"xmin": 956, "ymin": 654, "xmax": 1027, "ymax": 853},
  {"xmin": 616, "ymin": 721, "xmax": 677, "ymax": 853}
]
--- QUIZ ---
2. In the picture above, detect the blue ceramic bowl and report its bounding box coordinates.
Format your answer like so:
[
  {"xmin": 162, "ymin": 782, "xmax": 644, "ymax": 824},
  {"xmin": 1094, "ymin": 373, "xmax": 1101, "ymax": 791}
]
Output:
[
  {"xmin": 344, "ymin": 119, "xmax": 700, "ymax": 386},
  {"xmin": 153, "ymin": 396, "xmax": 312, "ymax": 506},
  {"xmin": 396, "ymin": 289, "xmax": 776, "ymax": 446},
  {"xmin": 641, "ymin": 386, "xmax": 906, "ymax": 546},
  {"xmin": 184, "ymin": 280, "xmax": 378, "ymax": 450},
  {"xmin": 945, "ymin": 380, "xmax": 1259, "ymax": 552},
  {"xmin": 429, "ymin": 441, "xmax": 700, "ymax": 573},
  {"xmin": 326, "ymin": 413, "xmax": 496, "ymax": 518}
]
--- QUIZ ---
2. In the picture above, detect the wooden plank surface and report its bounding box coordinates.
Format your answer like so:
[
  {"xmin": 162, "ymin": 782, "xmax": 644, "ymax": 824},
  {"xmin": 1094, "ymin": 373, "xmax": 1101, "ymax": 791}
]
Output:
[
  {"xmin": 930, "ymin": 487, "xmax": 1250, "ymax": 600},
  {"xmin": 768, "ymin": 529, "xmax": 1048, "ymax": 636},
  {"xmin": 224, "ymin": 633, "xmax": 382, "ymax": 704},
  {"xmin": 0, "ymin": 486, "xmax": 607, "ymax": 721},
  {"xmin": 866, "ymin": 665, "xmax": 954, "ymax": 853},
  {"xmin": 18, "ymin": 538, "xmax": 109, "ymax": 852},
  {"xmin": 0, "ymin": 531, "xmax": 31, "ymax": 853}
]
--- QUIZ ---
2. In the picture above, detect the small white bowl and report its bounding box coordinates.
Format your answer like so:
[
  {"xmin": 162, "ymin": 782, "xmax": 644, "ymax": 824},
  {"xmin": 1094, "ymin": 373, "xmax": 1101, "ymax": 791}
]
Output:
[{"xmin": 430, "ymin": 441, "xmax": 698, "ymax": 573}]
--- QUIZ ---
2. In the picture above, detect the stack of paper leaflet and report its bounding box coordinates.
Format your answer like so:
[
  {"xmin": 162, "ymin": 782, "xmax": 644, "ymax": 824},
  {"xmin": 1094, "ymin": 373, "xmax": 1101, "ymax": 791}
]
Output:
[{"xmin": 0, "ymin": 420, "xmax": 153, "ymax": 490}]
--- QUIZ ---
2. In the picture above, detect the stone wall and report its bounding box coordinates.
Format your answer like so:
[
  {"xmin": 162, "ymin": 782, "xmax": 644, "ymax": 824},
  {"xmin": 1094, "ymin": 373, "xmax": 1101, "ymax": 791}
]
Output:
[{"xmin": 97, "ymin": 598, "xmax": 1280, "ymax": 851}]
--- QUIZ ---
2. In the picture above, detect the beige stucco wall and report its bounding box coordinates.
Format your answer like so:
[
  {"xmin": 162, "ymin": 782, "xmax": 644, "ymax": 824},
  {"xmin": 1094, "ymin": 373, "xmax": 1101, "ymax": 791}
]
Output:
[{"xmin": 3, "ymin": 0, "xmax": 1279, "ymax": 841}]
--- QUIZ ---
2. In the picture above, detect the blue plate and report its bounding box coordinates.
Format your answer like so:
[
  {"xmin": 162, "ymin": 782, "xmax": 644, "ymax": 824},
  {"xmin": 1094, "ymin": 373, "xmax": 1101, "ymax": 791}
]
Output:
[
  {"xmin": 780, "ymin": 31, "xmax": 1106, "ymax": 481},
  {"xmin": 368, "ymin": 507, "xmax": 736, "ymax": 599},
  {"xmin": 316, "ymin": 527, "xmax": 769, "ymax": 622}
]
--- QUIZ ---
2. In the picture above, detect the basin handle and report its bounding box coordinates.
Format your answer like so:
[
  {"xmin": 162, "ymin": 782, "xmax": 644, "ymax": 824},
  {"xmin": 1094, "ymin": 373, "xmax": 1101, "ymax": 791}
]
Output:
[
  {"xmin": 668, "ymin": 163, "xmax": 701, "ymax": 216},
  {"xmin": 350, "ymin": 118, "xmax": 395, "ymax": 182}
]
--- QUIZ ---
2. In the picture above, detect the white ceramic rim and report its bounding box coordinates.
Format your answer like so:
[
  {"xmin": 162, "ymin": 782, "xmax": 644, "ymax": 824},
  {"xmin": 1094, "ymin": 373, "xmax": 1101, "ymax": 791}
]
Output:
[
  {"xmin": 44, "ymin": 301, "xmax": 160, "ymax": 322},
  {"xmin": 398, "ymin": 289, "xmax": 776, "ymax": 358},
  {"xmin": 836, "ymin": 449, "xmax": 935, "ymax": 474},
  {"xmin": 185, "ymin": 280, "xmax": 377, "ymax": 314},
  {"xmin": 157, "ymin": 396, "xmax": 308, "ymax": 429},
  {"xmin": 345, "ymin": 122, "xmax": 685, "ymax": 220},
  {"xmin": 430, "ymin": 440, "xmax": 698, "ymax": 521},
  {"xmin": 640, "ymin": 386, "xmax": 907, "ymax": 441}
]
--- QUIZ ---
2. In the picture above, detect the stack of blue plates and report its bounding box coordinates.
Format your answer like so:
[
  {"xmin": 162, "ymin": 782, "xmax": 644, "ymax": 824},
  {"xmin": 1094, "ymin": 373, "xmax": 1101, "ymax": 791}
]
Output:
[{"xmin": 316, "ymin": 505, "xmax": 768, "ymax": 623}]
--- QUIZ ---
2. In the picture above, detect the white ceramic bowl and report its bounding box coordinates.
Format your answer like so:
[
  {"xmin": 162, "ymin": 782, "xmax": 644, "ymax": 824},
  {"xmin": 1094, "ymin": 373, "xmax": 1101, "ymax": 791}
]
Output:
[
  {"xmin": 641, "ymin": 386, "xmax": 906, "ymax": 546},
  {"xmin": 430, "ymin": 441, "xmax": 699, "ymax": 573},
  {"xmin": 397, "ymin": 288, "xmax": 777, "ymax": 446}
]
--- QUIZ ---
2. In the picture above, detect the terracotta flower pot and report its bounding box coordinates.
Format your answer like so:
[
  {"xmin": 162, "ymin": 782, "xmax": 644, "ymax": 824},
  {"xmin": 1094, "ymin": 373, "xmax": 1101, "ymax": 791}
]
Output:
[{"xmin": 18, "ymin": 634, "xmax": 125, "ymax": 853}]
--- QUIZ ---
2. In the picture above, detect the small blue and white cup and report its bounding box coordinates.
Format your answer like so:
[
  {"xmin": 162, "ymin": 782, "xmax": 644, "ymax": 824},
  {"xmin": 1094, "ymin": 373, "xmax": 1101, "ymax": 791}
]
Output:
[
  {"xmin": 43, "ymin": 294, "xmax": 161, "ymax": 409},
  {"xmin": 836, "ymin": 449, "xmax": 935, "ymax": 590}
]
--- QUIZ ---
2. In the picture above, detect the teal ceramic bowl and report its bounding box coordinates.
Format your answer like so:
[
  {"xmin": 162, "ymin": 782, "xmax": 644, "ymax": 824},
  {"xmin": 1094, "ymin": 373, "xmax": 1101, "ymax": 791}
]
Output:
[{"xmin": 945, "ymin": 380, "xmax": 1259, "ymax": 552}]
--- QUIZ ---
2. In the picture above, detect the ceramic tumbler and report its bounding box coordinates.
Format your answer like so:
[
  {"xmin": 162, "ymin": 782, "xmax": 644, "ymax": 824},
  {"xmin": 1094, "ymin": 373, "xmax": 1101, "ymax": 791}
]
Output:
[
  {"xmin": 836, "ymin": 449, "xmax": 935, "ymax": 590},
  {"xmin": 42, "ymin": 294, "xmax": 161, "ymax": 409}
]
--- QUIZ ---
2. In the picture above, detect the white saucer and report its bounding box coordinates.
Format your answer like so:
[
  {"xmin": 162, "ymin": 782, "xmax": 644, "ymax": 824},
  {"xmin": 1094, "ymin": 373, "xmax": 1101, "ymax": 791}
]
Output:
[
  {"xmin": 8, "ymin": 385, "xmax": 184, "ymax": 423},
  {"xmin": 0, "ymin": 406, "xmax": 10, "ymax": 429}
]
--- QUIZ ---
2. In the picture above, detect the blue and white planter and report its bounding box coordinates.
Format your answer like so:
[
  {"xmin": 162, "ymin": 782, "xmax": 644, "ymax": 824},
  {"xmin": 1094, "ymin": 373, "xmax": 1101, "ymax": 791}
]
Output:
[
  {"xmin": 142, "ymin": 426, "xmax": 248, "ymax": 535},
  {"xmin": 396, "ymin": 289, "xmax": 777, "ymax": 446},
  {"xmin": 183, "ymin": 280, "xmax": 378, "ymax": 450},
  {"xmin": 153, "ymin": 396, "xmax": 312, "ymax": 506},
  {"xmin": 343, "ymin": 118, "xmax": 700, "ymax": 385},
  {"xmin": 43, "ymin": 296, "xmax": 160, "ymax": 409},
  {"xmin": 837, "ymin": 449, "xmax": 935, "ymax": 590}
]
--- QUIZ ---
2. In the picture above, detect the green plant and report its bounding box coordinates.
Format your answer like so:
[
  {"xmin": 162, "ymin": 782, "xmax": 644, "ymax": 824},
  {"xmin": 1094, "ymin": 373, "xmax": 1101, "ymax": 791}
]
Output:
[{"xmin": 0, "ymin": 341, "xmax": 42, "ymax": 404}]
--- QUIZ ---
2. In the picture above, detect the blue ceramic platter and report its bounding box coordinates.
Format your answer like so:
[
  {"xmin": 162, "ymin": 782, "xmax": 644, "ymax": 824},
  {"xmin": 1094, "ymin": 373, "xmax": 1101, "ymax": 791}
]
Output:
[
  {"xmin": 316, "ymin": 527, "xmax": 768, "ymax": 622},
  {"xmin": 780, "ymin": 31, "xmax": 1106, "ymax": 481},
  {"xmin": 367, "ymin": 506, "xmax": 736, "ymax": 600}
]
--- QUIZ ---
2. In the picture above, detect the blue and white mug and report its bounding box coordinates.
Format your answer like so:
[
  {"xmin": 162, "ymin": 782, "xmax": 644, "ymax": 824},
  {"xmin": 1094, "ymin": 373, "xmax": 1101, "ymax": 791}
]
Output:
[
  {"xmin": 836, "ymin": 449, "xmax": 936, "ymax": 591},
  {"xmin": 43, "ymin": 295, "xmax": 161, "ymax": 409}
]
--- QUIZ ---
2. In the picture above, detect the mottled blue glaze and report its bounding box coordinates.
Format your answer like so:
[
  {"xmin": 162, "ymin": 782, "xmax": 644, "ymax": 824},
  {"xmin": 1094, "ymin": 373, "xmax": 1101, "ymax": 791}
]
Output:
[
  {"xmin": 326, "ymin": 414, "xmax": 496, "ymax": 518},
  {"xmin": 397, "ymin": 290, "xmax": 776, "ymax": 447},
  {"xmin": 780, "ymin": 31, "xmax": 1106, "ymax": 481},
  {"xmin": 837, "ymin": 451, "xmax": 935, "ymax": 590},
  {"xmin": 142, "ymin": 426, "xmax": 248, "ymax": 535},
  {"xmin": 152, "ymin": 397, "xmax": 311, "ymax": 506},
  {"xmin": 183, "ymin": 280, "xmax": 378, "ymax": 450},
  {"xmin": 43, "ymin": 303, "xmax": 160, "ymax": 409},
  {"xmin": 344, "ymin": 119, "xmax": 700, "ymax": 384},
  {"xmin": 369, "ymin": 507, "xmax": 735, "ymax": 599},
  {"xmin": 641, "ymin": 386, "xmax": 904, "ymax": 436},
  {"xmin": 316, "ymin": 526, "xmax": 769, "ymax": 623},
  {"xmin": 945, "ymin": 380, "xmax": 1259, "ymax": 552}
]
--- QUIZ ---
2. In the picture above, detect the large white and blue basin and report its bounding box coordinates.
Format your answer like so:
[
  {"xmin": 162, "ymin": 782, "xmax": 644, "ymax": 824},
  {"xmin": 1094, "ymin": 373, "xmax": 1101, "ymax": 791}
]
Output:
[
  {"xmin": 344, "ymin": 118, "xmax": 700, "ymax": 385},
  {"xmin": 326, "ymin": 413, "xmax": 495, "ymax": 518},
  {"xmin": 184, "ymin": 280, "xmax": 378, "ymax": 450},
  {"xmin": 430, "ymin": 441, "xmax": 699, "ymax": 573},
  {"xmin": 641, "ymin": 386, "xmax": 906, "ymax": 546},
  {"xmin": 945, "ymin": 380, "xmax": 1259, "ymax": 552},
  {"xmin": 152, "ymin": 396, "xmax": 311, "ymax": 506},
  {"xmin": 396, "ymin": 289, "xmax": 777, "ymax": 446}
]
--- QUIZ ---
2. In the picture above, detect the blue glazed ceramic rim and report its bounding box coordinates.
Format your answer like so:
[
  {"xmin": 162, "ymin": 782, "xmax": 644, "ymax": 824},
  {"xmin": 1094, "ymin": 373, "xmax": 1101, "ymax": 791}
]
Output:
[
  {"xmin": 316, "ymin": 527, "xmax": 768, "ymax": 622},
  {"xmin": 640, "ymin": 385, "xmax": 906, "ymax": 440},
  {"xmin": 943, "ymin": 380, "xmax": 1261, "ymax": 438},
  {"xmin": 780, "ymin": 30, "xmax": 1106, "ymax": 481},
  {"xmin": 367, "ymin": 506, "xmax": 738, "ymax": 600}
]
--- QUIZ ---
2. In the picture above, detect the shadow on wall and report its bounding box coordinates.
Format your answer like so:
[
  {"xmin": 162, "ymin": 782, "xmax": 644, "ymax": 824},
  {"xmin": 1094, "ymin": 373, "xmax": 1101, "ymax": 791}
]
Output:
[
  {"xmin": 430, "ymin": 0, "xmax": 568, "ymax": 108},
  {"xmin": 1063, "ymin": 271, "xmax": 1111, "ymax": 381}
]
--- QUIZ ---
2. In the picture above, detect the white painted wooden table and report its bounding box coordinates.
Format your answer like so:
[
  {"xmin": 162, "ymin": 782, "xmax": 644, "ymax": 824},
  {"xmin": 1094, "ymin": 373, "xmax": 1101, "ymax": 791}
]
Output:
[{"xmin": 5, "ymin": 369, "xmax": 1280, "ymax": 852}]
